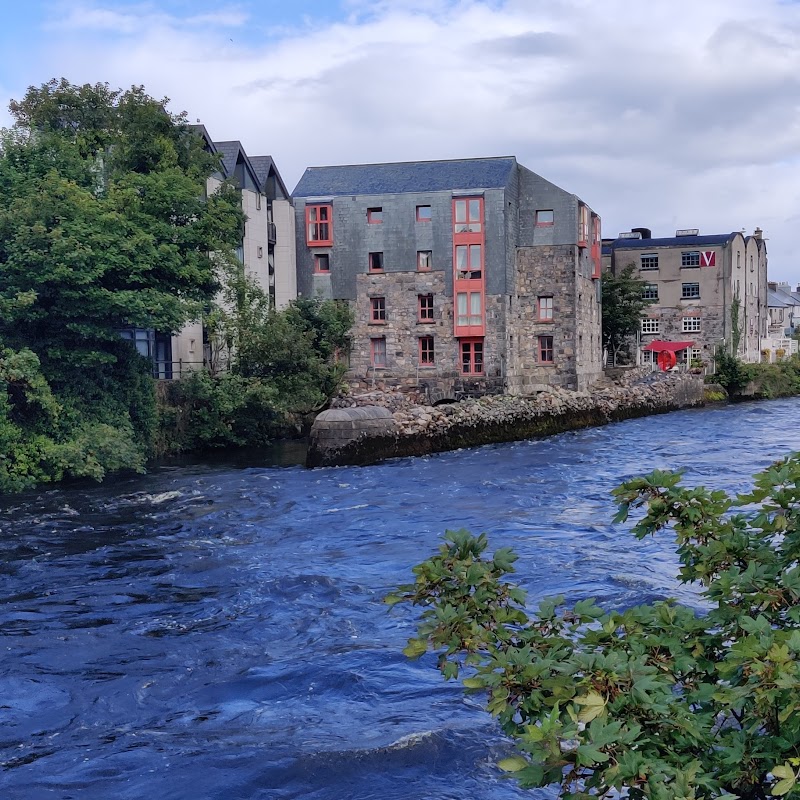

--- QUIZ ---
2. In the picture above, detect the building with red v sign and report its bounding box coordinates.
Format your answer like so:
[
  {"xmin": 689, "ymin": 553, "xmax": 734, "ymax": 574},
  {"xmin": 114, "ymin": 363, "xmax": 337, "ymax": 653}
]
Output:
[{"xmin": 604, "ymin": 227, "xmax": 768, "ymax": 367}]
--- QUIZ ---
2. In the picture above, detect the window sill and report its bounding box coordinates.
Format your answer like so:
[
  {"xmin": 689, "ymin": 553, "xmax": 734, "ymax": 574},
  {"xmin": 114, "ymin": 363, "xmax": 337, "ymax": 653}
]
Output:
[
  {"xmin": 308, "ymin": 242, "xmax": 333, "ymax": 248},
  {"xmin": 418, "ymin": 364, "xmax": 436, "ymax": 369},
  {"xmin": 368, "ymin": 270, "xmax": 385, "ymax": 275},
  {"xmin": 536, "ymin": 318, "xmax": 555, "ymax": 324},
  {"xmin": 369, "ymin": 321, "xmax": 387, "ymax": 326},
  {"xmin": 417, "ymin": 319, "xmax": 435, "ymax": 325}
]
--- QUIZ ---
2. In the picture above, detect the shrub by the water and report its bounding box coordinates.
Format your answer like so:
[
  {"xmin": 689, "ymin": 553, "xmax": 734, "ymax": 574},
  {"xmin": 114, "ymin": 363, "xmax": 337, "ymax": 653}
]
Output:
[{"xmin": 390, "ymin": 455, "xmax": 800, "ymax": 799}]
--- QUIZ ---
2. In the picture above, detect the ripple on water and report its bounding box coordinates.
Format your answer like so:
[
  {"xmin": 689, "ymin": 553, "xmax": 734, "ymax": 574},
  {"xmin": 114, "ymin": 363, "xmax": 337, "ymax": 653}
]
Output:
[{"xmin": 2, "ymin": 398, "xmax": 800, "ymax": 798}]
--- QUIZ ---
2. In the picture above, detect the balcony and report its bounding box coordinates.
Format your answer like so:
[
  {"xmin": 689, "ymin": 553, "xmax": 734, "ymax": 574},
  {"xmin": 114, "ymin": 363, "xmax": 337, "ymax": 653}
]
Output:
[{"xmin": 268, "ymin": 222, "xmax": 277, "ymax": 244}]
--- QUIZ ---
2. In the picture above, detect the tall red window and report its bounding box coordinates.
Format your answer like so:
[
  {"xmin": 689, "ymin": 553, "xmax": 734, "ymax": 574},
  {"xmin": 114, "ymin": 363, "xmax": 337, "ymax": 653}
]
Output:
[
  {"xmin": 418, "ymin": 294, "xmax": 434, "ymax": 322},
  {"xmin": 539, "ymin": 335, "xmax": 554, "ymax": 363},
  {"xmin": 455, "ymin": 244, "xmax": 482, "ymax": 279},
  {"xmin": 578, "ymin": 204, "xmax": 589, "ymax": 248},
  {"xmin": 591, "ymin": 214, "xmax": 602, "ymax": 278},
  {"xmin": 371, "ymin": 337, "xmax": 386, "ymax": 368},
  {"xmin": 306, "ymin": 204, "xmax": 332, "ymax": 246},
  {"xmin": 419, "ymin": 336, "xmax": 435, "ymax": 366},
  {"xmin": 370, "ymin": 297, "xmax": 386, "ymax": 323},
  {"xmin": 460, "ymin": 339, "xmax": 484, "ymax": 375},
  {"xmin": 537, "ymin": 296, "xmax": 553, "ymax": 321},
  {"xmin": 453, "ymin": 198, "xmax": 482, "ymax": 233},
  {"xmin": 453, "ymin": 197, "xmax": 485, "ymax": 340}
]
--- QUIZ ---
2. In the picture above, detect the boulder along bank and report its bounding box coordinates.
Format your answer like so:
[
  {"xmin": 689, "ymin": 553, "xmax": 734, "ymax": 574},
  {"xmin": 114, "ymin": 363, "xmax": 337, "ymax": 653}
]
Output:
[{"xmin": 306, "ymin": 372, "xmax": 705, "ymax": 468}]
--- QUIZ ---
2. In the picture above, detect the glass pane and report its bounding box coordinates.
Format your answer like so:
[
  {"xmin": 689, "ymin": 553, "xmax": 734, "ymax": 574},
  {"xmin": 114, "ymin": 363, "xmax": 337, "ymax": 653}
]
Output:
[
  {"xmin": 470, "ymin": 293, "xmax": 481, "ymax": 314},
  {"xmin": 468, "ymin": 199, "xmax": 480, "ymax": 222},
  {"xmin": 319, "ymin": 206, "xmax": 328, "ymax": 221},
  {"xmin": 308, "ymin": 208, "xmax": 318, "ymax": 222},
  {"xmin": 474, "ymin": 343, "xmax": 483, "ymax": 372},
  {"xmin": 461, "ymin": 343, "xmax": 471, "ymax": 373},
  {"xmin": 470, "ymin": 245, "xmax": 481, "ymax": 269},
  {"xmin": 457, "ymin": 292, "xmax": 468, "ymax": 325},
  {"xmin": 455, "ymin": 200, "xmax": 466, "ymax": 223},
  {"xmin": 456, "ymin": 246, "xmax": 467, "ymax": 271}
]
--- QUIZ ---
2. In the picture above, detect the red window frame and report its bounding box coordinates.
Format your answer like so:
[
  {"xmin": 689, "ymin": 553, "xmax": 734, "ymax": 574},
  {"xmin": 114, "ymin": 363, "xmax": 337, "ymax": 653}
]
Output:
[
  {"xmin": 367, "ymin": 207, "xmax": 383, "ymax": 224},
  {"xmin": 460, "ymin": 339, "xmax": 484, "ymax": 375},
  {"xmin": 454, "ymin": 243, "xmax": 482, "ymax": 279},
  {"xmin": 417, "ymin": 250, "xmax": 432, "ymax": 271},
  {"xmin": 591, "ymin": 214, "xmax": 602, "ymax": 278},
  {"xmin": 419, "ymin": 336, "xmax": 435, "ymax": 366},
  {"xmin": 537, "ymin": 296, "xmax": 554, "ymax": 321},
  {"xmin": 314, "ymin": 253, "xmax": 330, "ymax": 273},
  {"xmin": 535, "ymin": 209, "xmax": 554, "ymax": 227},
  {"xmin": 539, "ymin": 335, "xmax": 554, "ymax": 363},
  {"xmin": 368, "ymin": 252, "xmax": 384, "ymax": 272},
  {"xmin": 416, "ymin": 205, "xmax": 432, "ymax": 222},
  {"xmin": 370, "ymin": 296, "xmax": 386, "ymax": 323},
  {"xmin": 578, "ymin": 204, "xmax": 588, "ymax": 248},
  {"xmin": 306, "ymin": 204, "xmax": 332, "ymax": 246},
  {"xmin": 418, "ymin": 294, "xmax": 434, "ymax": 322},
  {"xmin": 370, "ymin": 337, "xmax": 387, "ymax": 368},
  {"xmin": 453, "ymin": 197, "xmax": 483, "ymax": 234}
]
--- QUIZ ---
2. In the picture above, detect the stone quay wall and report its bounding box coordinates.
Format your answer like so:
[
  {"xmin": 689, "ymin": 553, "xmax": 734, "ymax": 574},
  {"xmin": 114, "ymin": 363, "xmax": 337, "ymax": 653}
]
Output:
[{"xmin": 307, "ymin": 373, "xmax": 705, "ymax": 468}]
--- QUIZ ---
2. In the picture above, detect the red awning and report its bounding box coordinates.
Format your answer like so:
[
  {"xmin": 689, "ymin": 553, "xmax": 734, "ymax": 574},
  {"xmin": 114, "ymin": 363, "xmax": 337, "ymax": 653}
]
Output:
[{"xmin": 642, "ymin": 340, "xmax": 695, "ymax": 353}]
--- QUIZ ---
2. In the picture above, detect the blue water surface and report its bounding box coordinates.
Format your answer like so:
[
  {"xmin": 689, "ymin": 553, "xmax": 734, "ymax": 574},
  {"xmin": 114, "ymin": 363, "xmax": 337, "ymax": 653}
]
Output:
[{"xmin": 2, "ymin": 399, "xmax": 800, "ymax": 799}]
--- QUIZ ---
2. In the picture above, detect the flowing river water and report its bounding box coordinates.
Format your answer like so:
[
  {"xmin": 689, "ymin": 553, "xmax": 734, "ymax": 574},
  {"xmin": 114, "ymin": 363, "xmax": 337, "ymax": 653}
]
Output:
[{"xmin": 3, "ymin": 399, "xmax": 800, "ymax": 799}]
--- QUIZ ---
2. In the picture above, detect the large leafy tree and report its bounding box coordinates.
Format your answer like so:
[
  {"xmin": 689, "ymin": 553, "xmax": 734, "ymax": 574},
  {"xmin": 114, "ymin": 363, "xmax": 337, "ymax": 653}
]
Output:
[
  {"xmin": 0, "ymin": 79, "xmax": 244, "ymax": 489},
  {"xmin": 392, "ymin": 455, "xmax": 800, "ymax": 800},
  {"xmin": 602, "ymin": 263, "xmax": 652, "ymax": 365}
]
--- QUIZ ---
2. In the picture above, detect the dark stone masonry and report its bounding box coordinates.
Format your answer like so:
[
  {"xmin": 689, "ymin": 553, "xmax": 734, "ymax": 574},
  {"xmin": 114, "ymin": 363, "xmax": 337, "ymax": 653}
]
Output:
[{"xmin": 306, "ymin": 373, "xmax": 706, "ymax": 468}]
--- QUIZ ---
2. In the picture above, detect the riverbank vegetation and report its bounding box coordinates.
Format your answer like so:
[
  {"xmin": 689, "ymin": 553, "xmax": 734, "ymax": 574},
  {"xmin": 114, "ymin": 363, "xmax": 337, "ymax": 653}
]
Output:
[
  {"xmin": 391, "ymin": 454, "xmax": 800, "ymax": 799},
  {"xmin": 714, "ymin": 348, "xmax": 800, "ymax": 399},
  {"xmin": 0, "ymin": 79, "xmax": 350, "ymax": 493}
]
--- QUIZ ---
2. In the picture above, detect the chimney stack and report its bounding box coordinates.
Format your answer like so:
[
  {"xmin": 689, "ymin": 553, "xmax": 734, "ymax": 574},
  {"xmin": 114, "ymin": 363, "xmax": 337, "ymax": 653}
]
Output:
[{"xmin": 754, "ymin": 227, "xmax": 763, "ymax": 239}]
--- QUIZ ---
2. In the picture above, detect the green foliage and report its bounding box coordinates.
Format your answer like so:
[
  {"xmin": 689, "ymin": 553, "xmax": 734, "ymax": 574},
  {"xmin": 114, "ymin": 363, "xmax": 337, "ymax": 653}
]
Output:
[
  {"xmin": 0, "ymin": 78, "xmax": 244, "ymax": 491},
  {"xmin": 392, "ymin": 455, "xmax": 800, "ymax": 799},
  {"xmin": 714, "ymin": 347, "xmax": 753, "ymax": 395},
  {"xmin": 602, "ymin": 264, "xmax": 653, "ymax": 364}
]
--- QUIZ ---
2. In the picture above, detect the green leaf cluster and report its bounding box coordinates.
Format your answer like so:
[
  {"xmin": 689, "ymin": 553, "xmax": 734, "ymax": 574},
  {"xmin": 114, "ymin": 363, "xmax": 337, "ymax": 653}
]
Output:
[
  {"xmin": 601, "ymin": 263, "xmax": 653, "ymax": 363},
  {"xmin": 392, "ymin": 454, "xmax": 800, "ymax": 799}
]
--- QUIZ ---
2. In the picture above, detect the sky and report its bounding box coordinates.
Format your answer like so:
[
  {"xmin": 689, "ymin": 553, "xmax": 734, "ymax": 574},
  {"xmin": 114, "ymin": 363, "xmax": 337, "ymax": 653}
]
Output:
[{"xmin": 2, "ymin": 0, "xmax": 800, "ymax": 281}]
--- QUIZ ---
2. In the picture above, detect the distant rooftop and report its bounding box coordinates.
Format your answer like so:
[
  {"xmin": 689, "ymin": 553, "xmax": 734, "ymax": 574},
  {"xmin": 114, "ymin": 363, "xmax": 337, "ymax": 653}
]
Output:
[
  {"xmin": 292, "ymin": 157, "xmax": 517, "ymax": 198},
  {"xmin": 612, "ymin": 233, "xmax": 739, "ymax": 250}
]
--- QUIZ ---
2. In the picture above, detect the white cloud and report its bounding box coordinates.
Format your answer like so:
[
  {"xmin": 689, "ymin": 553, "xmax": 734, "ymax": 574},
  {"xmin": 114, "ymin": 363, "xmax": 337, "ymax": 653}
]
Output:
[{"xmin": 5, "ymin": 0, "xmax": 800, "ymax": 278}]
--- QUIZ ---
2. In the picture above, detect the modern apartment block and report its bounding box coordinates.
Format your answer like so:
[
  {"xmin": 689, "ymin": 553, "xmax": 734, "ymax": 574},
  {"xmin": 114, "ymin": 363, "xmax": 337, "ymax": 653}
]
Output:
[
  {"xmin": 292, "ymin": 157, "xmax": 603, "ymax": 397},
  {"xmin": 166, "ymin": 127, "xmax": 296, "ymax": 377},
  {"xmin": 606, "ymin": 228, "xmax": 768, "ymax": 366}
]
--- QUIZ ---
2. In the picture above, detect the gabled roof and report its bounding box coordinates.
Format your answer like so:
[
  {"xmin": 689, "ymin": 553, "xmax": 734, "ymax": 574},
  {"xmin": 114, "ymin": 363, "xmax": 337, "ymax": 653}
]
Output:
[
  {"xmin": 768, "ymin": 290, "xmax": 790, "ymax": 308},
  {"xmin": 213, "ymin": 140, "xmax": 261, "ymax": 191},
  {"xmin": 612, "ymin": 233, "xmax": 740, "ymax": 250},
  {"xmin": 292, "ymin": 157, "xmax": 517, "ymax": 198},
  {"xmin": 249, "ymin": 155, "xmax": 290, "ymax": 199}
]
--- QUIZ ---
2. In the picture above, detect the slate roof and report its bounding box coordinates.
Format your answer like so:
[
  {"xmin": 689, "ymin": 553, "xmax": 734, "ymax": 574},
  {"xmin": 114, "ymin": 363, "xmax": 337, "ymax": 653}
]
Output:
[
  {"xmin": 249, "ymin": 155, "xmax": 290, "ymax": 198},
  {"xmin": 612, "ymin": 233, "xmax": 739, "ymax": 250},
  {"xmin": 768, "ymin": 290, "xmax": 790, "ymax": 308},
  {"xmin": 292, "ymin": 157, "xmax": 517, "ymax": 198},
  {"xmin": 214, "ymin": 140, "xmax": 244, "ymax": 179}
]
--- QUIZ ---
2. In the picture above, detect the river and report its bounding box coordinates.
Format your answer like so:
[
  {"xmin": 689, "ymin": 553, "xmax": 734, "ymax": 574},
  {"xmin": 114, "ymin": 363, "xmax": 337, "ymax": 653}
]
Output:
[{"xmin": 2, "ymin": 399, "xmax": 800, "ymax": 799}]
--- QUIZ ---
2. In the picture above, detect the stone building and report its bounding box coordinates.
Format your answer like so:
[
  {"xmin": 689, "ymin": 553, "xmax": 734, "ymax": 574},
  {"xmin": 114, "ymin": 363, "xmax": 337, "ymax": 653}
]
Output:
[
  {"xmin": 165, "ymin": 128, "xmax": 296, "ymax": 377},
  {"xmin": 292, "ymin": 157, "xmax": 603, "ymax": 398},
  {"xmin": 606, "ymin": 228, "xmax": 768, "ymax": 367}
]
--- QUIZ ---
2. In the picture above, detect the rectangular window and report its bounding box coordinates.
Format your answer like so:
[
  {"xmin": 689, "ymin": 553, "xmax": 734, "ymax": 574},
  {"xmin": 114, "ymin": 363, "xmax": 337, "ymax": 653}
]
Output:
[
  {"xmin": 640, "ymin": 253, "xmax": 659, "ymax": 270},
  {"xmin": 460, "ymin": 339, "xmax": 484, "ymax": 375},
  {"xmin": 370, "ymin": 297, "xmax": 386, "ymax": 323},
  {"xmin": 416, "ymin": 205, "xmax": 432, "ymax": 222},
  {"xmin": 681, "ymin": 251, "xmax": 700, "ymax": 267},
  {"xmin": 691, "ymin": 347, "xmax": 703, "ymax": 362},
  {"xmin": 418, "ymin": 294, "xmax": 434, "ymax": 322},
  {"xmin": 367, "ymin": 207, "xmax": 383, "ymax": 224},
  {"xmin": 455, "ymin": 244, "xmax": 482, "ymax": 279},
  {"xmin": 454, "ymin": 198, "xmax": 482, "ymax": 233},
  {"xmin": 539, "ymin": 335, "xmax": 554, "ymax": 363},
  {"xmin": 417, "ymin": 250, "xmax": 432, "ymax": 271},
  {"xmin": 642, "ymin": 284, "xmax": 658, "ymax": 300},
  {"xmin": 314, "ymin": 254, "xmax": 330, "ymax": 273},
  {"xmin": 578, "ymin": 204, "xmax": 589, "ymax": 246},
  {"xmin": 682, "ymin": 316, "xmax": 701, "ymax": 332},
  {"xmin": 368, "ymin": 252, "xmax": 384, "ymax": 272},
  {"xmin": 641, "ymin": 318, "xmax": 660, "ymax": 335},
  {"xmin": 370, "ymin": 337, "xmax": 386, "ymax": 368},
  {"xmin": 306, "ymin": 204, "xmax": 332, "ymax": 245},
  {"xmin": 535, "ymin": 209, "xmax": 554, "ymax": 226},
  {"xmin": 538, "ymin": 296, "xmax": 554, "ymax": 320},
  {"xmin": 419, "ymin": 336, "xmax": 435, "ymax": 366},
  {"xmin": 456, "ymin": 292, "xmax": 482, "ymax": 326},
  {"xmin": 681, "ymin": 282, "xmax": 700, "ymax": 299}
]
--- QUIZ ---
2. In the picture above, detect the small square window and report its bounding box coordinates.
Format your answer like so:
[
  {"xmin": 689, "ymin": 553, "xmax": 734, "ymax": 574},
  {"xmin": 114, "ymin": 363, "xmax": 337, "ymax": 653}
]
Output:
[
  {"xmin": 641, "ymin": 318, "xmax": 660, "ymax": 335},
  {"xmin": 535, "ymin": 209, "xmax": 554, "ymax": 226},
  {"xmin": 314, "ymin": 254, "xmax": 330, "ymax": 273},
  {"xmin": 640, "ymin": 254, "xmax": 659, "ymax": 270},
  {"xmin": 368, "ymin": 252, "xmax": 384, "ymax": 272},
  {"xmin": 371, "ymin": 337, "xmax": 387, "ymax": 368},
  {"xmin": 538, "ymin": 335, "xmax": 554, "ymax": 363},
  {"xmin": 681, "ymin": 282, "xmax": 700, "ymax": 299},
  {"xmin": 642, "ymin": 284, "xmax": 658, "ymax": 300},
  {"xmin": 538, "ymin": 296, "xmax": 554, "ymax": 321},
  {"xmin": 417, "ymin": 250, "xmax": 432, "ymax": 271},
  {"xmin": 370, "ymin": 297, "xmax": 386, "ymax": 323},
  {"xmin": 416, "ymin": 205, "xmax": 432, "ymax": 222},
  {"xmin": 419, "ymin": 336, "xmax": 435, "ymax": 366},
  {"xmin": 367, "ymin": 207, "xmax": 383, "ymax": 224},
  {"xmin": 682, "ymin": 316, "xmax": 701, "ymax": 333},
  {"xmin": 418, "ymin": 294, "xmax": 434, "ymax": 322},
  {"xmin": 681, "ymin": 251, "xmax": 700, "ymax": 268}
]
